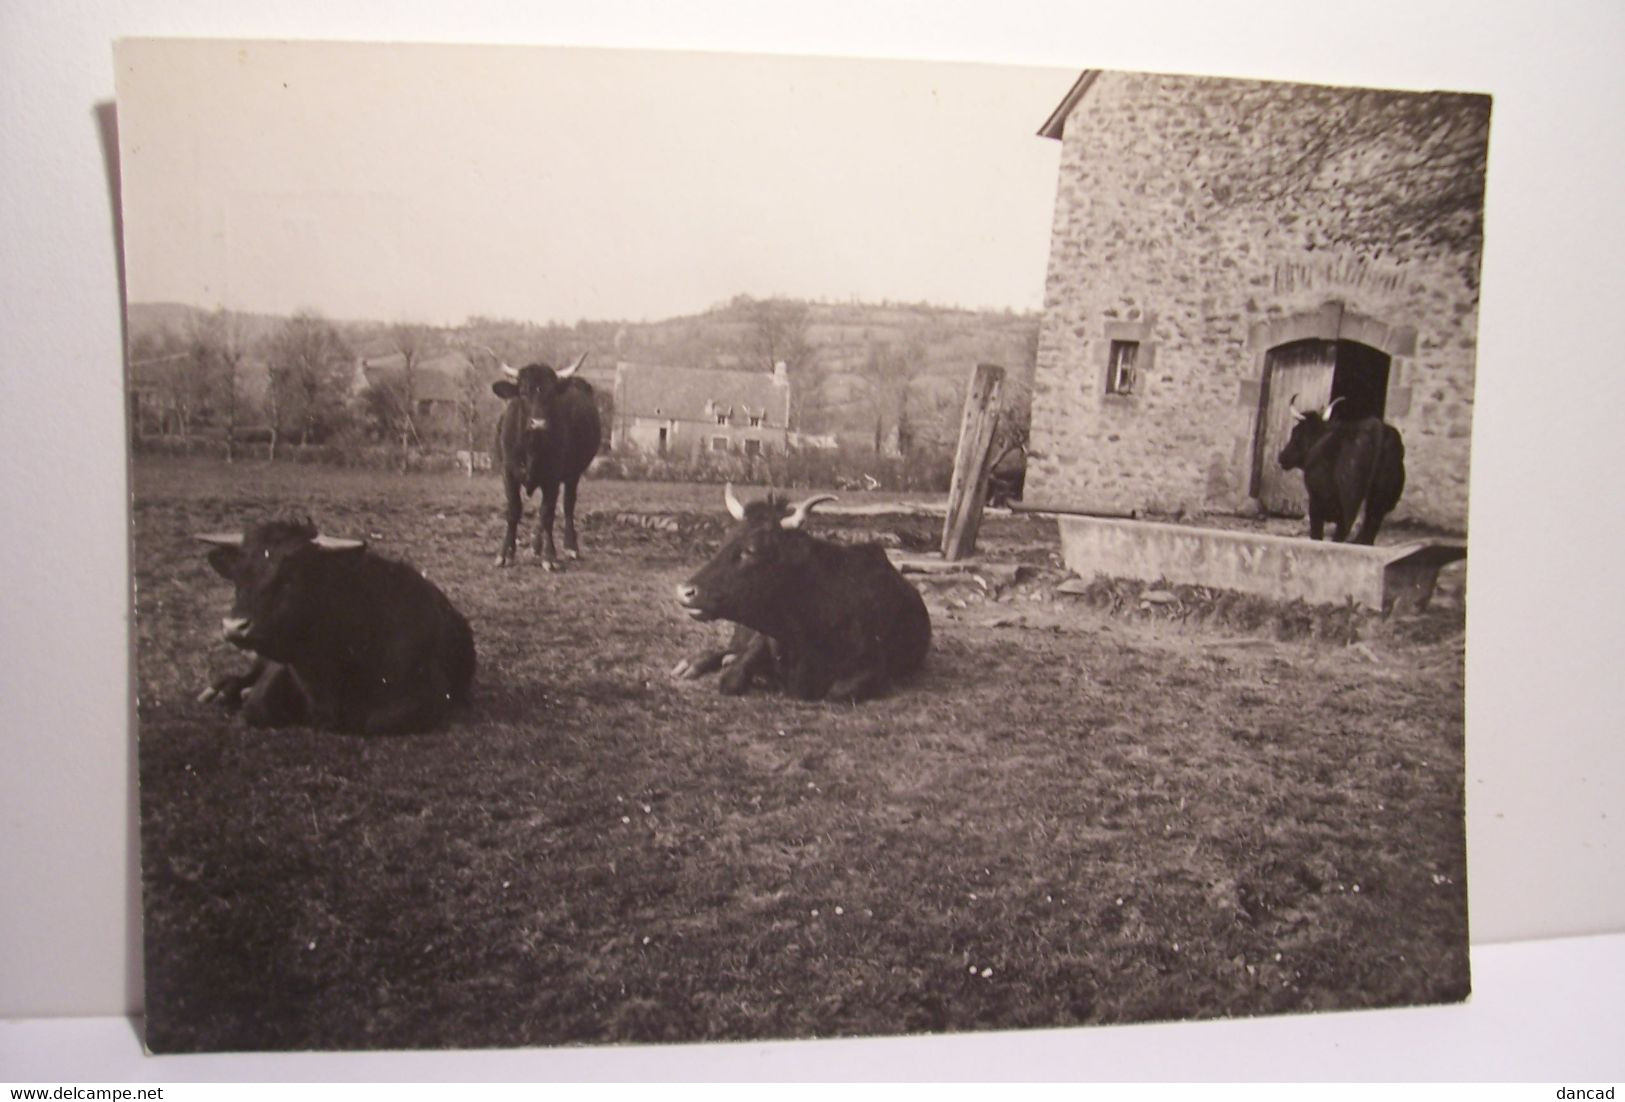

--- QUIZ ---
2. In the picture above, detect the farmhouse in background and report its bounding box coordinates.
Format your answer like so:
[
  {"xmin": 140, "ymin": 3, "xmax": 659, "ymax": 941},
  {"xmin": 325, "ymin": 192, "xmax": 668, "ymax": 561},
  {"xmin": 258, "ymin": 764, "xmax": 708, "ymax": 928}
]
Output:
[
  {"xmin": 612, "ymin": 360, "xmax": 793, "ymax": 459},
  {"xmin": 352, "ymin": 351, "xmax": 468, "ymax": 425},
  {"xmin": 1025, "ymin": 70, "xmax": 1489, "ymax": 531}
]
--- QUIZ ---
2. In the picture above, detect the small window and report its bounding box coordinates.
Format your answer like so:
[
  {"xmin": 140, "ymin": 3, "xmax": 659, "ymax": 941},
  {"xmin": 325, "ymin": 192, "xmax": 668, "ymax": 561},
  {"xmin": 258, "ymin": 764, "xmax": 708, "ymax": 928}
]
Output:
[
  {"xmin": 710, "ymin": 436, "xmax": 729, "ymax": 453},
  {"xmin": 715, "ymin": 410, "xmax": 730, "ymax": 425},
  {"xmin": 743, "ymin": 438, "xmax": 763, "ymax": 458},
  {"xmin": 749, "ymin": 413, "xmax": 763, "ymax": 427},
  {"xmin": 657, "ymin": 427, "xmax": 668, "ymax": 454},
  {"xmin": 1107, "ymin": 340, "xmax": 1139, "ymax": 395}
]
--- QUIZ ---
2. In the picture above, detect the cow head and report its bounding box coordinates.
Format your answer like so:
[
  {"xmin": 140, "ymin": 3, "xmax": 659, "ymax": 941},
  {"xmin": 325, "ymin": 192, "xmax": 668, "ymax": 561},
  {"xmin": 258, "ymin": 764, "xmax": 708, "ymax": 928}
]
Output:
[
  {"xmin": 196, "ymin": 518, "xmax": 366, "ymax": 661},
  {"xmin": 490, "ymin": 353, "xmax": 588, "ymax": 433},
  {"xmin": 674, "ymin": 484, "xmax": 838, "ymax": 634},
  {"xmin": 1277, "ymin": 395, "xmax": 1343, "ymax": 471}
]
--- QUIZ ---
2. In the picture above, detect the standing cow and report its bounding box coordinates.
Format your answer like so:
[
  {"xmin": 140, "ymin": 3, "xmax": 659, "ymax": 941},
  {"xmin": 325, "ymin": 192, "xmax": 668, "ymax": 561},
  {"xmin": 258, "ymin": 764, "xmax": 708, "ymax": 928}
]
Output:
[
  {"xmin": 196, "ymin": 517, "xmax": 476, "ymax": 734},
  {"xmin": 674, "ymin": 484, "xmax": 931, "ymax": 702},
  {"xmin": 1277, "ymin": 395, "xmax": 1407, "ymax": 544},
  {"xmin": 491, "ymin": 353, "xmax": 602, "ymax": 569}
]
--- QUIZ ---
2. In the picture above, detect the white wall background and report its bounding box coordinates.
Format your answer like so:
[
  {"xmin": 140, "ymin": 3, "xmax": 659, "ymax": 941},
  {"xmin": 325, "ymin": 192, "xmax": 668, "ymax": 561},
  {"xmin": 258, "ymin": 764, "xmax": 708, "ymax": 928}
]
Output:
[{"xmin": 2, "ymin": 0, "xmax": 1621, "ymax": 1072}]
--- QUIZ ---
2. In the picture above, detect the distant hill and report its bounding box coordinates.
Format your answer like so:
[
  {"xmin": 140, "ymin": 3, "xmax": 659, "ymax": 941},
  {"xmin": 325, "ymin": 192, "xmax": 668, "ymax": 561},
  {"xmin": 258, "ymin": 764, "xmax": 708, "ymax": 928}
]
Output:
[{"xmin": 125, "ymin": 296, "xmax": 1040, "ymax": 444}]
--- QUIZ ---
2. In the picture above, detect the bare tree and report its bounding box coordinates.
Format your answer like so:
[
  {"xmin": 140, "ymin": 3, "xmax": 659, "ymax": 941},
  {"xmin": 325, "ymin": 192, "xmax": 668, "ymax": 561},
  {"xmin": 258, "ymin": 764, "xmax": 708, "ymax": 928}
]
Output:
[
  {"xmin": 744, "ymin": 296, "xmax": 820, "ymax": 430},
  {"xmin": 452, "ymin": 345, "xmax": 496, "ymax": 477},
  {"xmin": 986, "ymin": 324, "xmax": 1039, "ymax": 467},
  {"xmin": 264, "ymin": 361, "xmax": 290, "ymax": 462},
  {"xmin": 266, "ymin": 311, "xmax": 351, "ymax": 455},
  {"xmin": 153, "ymin": 316, "xmax": 230, "ymax": 447},
  {"xmin": 127, "ymin": 330, "xmax": 188, "ymax": 437},
  {"xmin": 387, "ymin": 322, "xmax": 437, "ymax": 470},
  {"xmin": 190, "ymin": 308, "xmax": 254, "ymax": 462},
  {"xmin": 853, "ymin": 330, "xmax": 929, "ymax": 457}
]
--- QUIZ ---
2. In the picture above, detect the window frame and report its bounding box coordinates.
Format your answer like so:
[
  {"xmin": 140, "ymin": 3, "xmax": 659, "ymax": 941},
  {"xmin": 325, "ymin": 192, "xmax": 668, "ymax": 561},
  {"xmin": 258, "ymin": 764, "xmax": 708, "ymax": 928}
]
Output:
[{"xmin": 1100, "ymin": 316, "xmax": 1156, "ymax": 400}]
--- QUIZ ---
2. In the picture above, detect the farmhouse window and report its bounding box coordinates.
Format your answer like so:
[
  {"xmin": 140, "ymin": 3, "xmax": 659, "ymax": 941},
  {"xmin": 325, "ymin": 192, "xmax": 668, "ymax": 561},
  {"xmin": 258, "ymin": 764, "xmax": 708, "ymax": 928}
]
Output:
[
  {"xmin": 715, "ymin": 410, "xmax": 730, "ymax": 425},
  {"xmin": 710, "ymin": 435, "xmax": 729, "ymax": 453},
  {"xmin": 744, "ymin": 438, "xmax": 763, "ymax": 458},
  {"xmin": 749, "ymin": 413, "xmax": 763, "ymax": 427},
  {"xmin": 1107, "ymin": 340, "xmax": 1139, "ymax": 395}
]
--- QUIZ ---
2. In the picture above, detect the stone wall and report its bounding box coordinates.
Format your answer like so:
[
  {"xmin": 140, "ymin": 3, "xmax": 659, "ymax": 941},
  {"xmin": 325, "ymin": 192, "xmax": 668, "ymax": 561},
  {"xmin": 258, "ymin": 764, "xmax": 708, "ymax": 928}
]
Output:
[{"xmin": 1026, "ymin": 71, "xmax": 1487, "ymax": 531}]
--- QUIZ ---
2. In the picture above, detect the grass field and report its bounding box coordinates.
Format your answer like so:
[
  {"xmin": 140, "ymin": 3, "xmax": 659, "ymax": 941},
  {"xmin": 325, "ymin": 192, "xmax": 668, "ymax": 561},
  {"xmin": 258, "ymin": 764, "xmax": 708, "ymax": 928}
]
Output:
[{"xmin": 133, "ymin": 457, "xmax": 1469, "ymax": 1052}]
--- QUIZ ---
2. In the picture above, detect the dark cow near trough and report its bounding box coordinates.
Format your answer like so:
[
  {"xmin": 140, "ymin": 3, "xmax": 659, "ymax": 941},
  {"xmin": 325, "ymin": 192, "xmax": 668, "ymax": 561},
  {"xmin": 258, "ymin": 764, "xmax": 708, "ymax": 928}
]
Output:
[
  {"xmin": 491, "ymin": 353, "xmax": 603, "ymax": 569},
  {"xmin": 196, "ymin": 518, "xmax": 476, "ymax": 734},
  {"xmin": 1277, "ymin": 396, "xmax": 1407, "ymax": 544},
  {"xmin": 674, "ymin": 484, "xmax": 931, "ymax": 702}
]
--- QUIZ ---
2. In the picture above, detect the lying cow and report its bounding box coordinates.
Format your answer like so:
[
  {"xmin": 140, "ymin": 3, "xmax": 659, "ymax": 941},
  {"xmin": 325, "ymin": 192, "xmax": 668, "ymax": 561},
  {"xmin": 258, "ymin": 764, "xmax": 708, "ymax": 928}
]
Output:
[
  {"xmin": 491, "ymin": 353, "xmax": 602, "ymax": 569},
  {"xmin": 673, "ymin": 484, "xmax": 931, "ymax": 702},
  {"xmin": 196, "ymin": 518, "xmax": 476, "ymax": 734},
  {"xmin": 1277, "ymin": 395, "xmax": 1407, "ymax": 544}
]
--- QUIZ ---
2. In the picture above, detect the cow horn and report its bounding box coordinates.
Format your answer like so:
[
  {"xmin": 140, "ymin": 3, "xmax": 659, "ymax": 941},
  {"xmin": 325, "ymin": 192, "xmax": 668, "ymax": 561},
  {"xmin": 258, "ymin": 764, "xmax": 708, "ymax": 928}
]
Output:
[
  {"xmin": 1323, "ymin": 396, "xmax": 1345, "ymax": 420},
  {"xmin": 311, "ymin": 535, "xmax": 366, "ymax": 551},
  {"xmin": 781, "ymin": 494, "xmax": 838, "ymax": 530},
  {"xmin": 558, "ymin": 352, "xmax": 588, "ymax": 379},
  {"xmin": 1288, "ymin": 393, "xmax": 1307, "ymax": 423},
  {"xmin": 501, "ymin": 361, "xmax": 519, "ymax": 379},
  {"xmin": 723, "ymin": 481, "xmax": 746, "ymax": 521},
  {"xmin": 193, "ymin": 532, "xmax": 244, "ymax": 547}
]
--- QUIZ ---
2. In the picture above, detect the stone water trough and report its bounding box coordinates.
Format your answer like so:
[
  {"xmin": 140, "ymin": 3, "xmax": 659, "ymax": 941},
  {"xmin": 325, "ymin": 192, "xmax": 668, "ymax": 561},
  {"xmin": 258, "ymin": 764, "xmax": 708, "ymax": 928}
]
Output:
[{"xmin": 1051, "ymin": 513, "xmax": 1466, "ymax": 612}]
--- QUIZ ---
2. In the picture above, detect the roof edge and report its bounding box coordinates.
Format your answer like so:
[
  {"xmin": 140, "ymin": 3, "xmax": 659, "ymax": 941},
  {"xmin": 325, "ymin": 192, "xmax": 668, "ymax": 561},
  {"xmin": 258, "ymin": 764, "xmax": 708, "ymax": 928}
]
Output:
[{"xmin": 1038, "ymin": 69, "xmax": 1101, "ymax": 140}]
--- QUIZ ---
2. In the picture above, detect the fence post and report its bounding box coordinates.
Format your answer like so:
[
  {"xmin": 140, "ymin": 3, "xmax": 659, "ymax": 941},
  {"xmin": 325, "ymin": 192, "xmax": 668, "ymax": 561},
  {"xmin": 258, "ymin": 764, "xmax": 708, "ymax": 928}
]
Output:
[{"xmin": 941, "ymin": 362, "xmax": 1005, "ymax": 561}]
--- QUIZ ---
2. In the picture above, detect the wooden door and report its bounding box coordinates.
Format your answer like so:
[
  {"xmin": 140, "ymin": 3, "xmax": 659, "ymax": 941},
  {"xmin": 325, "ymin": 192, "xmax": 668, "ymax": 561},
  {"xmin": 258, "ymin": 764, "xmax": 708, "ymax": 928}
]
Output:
[{"xmin": 1256, "ymin": 339, "xmax": 1335, "ymax": 516}]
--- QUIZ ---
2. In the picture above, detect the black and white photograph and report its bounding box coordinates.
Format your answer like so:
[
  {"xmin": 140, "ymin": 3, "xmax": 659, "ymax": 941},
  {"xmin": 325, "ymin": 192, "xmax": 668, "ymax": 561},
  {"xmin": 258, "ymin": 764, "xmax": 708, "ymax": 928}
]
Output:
[{"xmin": 115, "ymin": 39, "xmax": 1486, "ymax": 1054}]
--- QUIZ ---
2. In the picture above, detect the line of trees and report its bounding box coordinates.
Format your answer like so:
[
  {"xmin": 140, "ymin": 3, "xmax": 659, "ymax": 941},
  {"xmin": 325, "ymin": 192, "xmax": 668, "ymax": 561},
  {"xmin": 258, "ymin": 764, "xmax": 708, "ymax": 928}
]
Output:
[{"xmin": 130, "ymin": 309, "xmax": 510, "ymax": 472}]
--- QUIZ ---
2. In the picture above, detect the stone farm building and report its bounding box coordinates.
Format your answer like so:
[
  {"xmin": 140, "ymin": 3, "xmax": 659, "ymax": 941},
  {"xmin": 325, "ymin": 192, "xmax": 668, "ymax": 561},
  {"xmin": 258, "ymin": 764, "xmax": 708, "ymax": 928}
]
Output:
[
  {"xmin": 612, "ymin": 361, "xmax": 793, "ymax": 459},
  {"xmin": 1025, "ymin": 70, "xmax": 1490, "ymax": 532}
]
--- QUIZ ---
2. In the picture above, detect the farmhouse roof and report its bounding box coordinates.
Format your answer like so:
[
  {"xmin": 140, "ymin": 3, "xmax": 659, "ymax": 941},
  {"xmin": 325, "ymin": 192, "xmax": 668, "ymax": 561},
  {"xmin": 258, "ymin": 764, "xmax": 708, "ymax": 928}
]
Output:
[
  {"xmin": 356, "ymin": 350, "xmax": 468, "ymax": 403},
  {"xmin": 615, "ymin": 362, "xmax": 790, "ymax": 425},
  {"xmin": 1037, "ymin": 69, "xmax": 1101, "ymax": 140}
]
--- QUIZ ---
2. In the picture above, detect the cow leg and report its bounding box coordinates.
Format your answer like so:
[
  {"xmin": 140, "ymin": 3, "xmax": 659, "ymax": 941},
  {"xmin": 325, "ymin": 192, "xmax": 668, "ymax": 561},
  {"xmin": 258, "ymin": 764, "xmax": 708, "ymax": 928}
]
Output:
[
  {"xmin": 199, "ymin": 655, "xmax": 272, "ymax": 708},
  {"xmin": 497, "ymin": 475, "xmax": 523, "ymax": 567},
  {"xmin": 533, "ymin": 481, "xmax": 561, "ymax": 570},
  {"xmin": 1331, "ymin": 499, "xmax": 1356, "ymax": 542},
  {"xmin": 675, "ymin": 624, "xmax": 758, "ymax": 679},
  {"xmin": 672, "ymin": 646, "xmax": 730, "ymax": 680},
  {"xmin": 239, "ymin": 662, "xmax": 311, "ymax": 728},
  {"xmin": 718, "ymin": 633, "xmax": 774, "ymax": 695},
  {"xmin": 1307, "ymin": 500, "xmax": 1326, "ymax": 541},
  {"xmin": 1353, "ymin": 504, "xmax": 1388, "ymax": 546},
  {"xmin": 561, "ymin": 478, "xmax": 582, "ymax": 560}
]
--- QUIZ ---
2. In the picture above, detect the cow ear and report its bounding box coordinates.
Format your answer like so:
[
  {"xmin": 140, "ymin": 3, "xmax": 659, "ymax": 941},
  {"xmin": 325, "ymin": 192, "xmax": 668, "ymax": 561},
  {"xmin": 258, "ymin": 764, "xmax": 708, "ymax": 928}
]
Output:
[
  {"xmin": 492, "ymin": 380, "xmax": 519, "ymax": 400},
  {"xmin": 206, "ymin": 545, "xmax": 241, "ymax": 578}
]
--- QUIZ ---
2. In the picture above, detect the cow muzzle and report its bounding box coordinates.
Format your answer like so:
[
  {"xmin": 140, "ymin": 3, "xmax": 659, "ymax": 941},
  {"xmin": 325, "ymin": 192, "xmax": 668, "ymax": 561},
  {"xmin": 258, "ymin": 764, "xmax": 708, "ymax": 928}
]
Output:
[{"xmin": 674, "ymin": 583, "xmax": 711, "ymax": 620}]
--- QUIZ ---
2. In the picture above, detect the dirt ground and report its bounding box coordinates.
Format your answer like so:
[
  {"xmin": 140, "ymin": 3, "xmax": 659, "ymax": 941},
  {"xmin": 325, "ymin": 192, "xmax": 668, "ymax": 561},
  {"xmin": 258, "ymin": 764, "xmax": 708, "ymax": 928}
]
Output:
[{"xmin": 131, "ymin": 457, "xmax": 1469, "ymax": 1052}]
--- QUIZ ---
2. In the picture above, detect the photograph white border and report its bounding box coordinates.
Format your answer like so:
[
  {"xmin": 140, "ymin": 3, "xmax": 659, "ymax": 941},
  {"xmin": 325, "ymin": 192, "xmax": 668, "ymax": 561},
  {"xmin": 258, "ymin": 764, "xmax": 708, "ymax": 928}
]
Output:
[{"xmin": 2, "ymin": 0, "xmax": 1622, "ymax": 1081}]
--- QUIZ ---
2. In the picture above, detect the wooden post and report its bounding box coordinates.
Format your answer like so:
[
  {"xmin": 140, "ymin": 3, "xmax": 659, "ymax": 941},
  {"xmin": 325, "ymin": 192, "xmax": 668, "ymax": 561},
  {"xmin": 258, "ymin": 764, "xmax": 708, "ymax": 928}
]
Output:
[{"xmin": 941, "ymin": 362, "xmax": 1005, "ymax": 561}]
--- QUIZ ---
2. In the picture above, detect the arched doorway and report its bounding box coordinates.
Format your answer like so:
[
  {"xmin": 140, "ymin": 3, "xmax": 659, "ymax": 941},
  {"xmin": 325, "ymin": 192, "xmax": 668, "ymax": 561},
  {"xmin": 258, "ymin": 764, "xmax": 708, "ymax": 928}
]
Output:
[{"xmin": 1254, "ymin": 337, "xmax": 1393, "ymax": 516}]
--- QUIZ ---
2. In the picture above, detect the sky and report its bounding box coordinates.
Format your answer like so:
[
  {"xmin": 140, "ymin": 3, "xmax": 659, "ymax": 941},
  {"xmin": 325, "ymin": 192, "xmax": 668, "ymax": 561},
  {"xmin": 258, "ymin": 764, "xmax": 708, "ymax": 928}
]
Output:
[{"xmin": 115, "ymin": 39, "xmax": 1075, "ymax": 326}]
